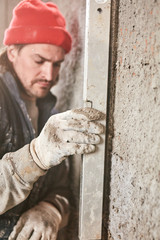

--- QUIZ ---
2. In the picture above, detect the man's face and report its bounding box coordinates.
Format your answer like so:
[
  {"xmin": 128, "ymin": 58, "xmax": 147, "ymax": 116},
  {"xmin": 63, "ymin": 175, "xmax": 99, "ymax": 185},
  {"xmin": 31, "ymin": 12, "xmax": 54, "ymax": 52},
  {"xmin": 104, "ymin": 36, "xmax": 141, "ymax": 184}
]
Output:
[{"xmin": 7, "ymin": 44, "xmax": 65, "ymax": 99}]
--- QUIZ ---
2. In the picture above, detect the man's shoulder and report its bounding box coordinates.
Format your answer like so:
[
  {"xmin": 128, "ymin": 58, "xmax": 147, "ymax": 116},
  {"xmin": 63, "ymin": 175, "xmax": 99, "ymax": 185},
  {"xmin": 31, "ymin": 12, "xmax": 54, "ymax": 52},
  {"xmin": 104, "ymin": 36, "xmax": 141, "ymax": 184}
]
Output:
[
  {"xmin": 0, "ymin": 73, "xmax": 11, "ymax": 106},
  {"xmin": 0, "ymin": 74, "xmax": 7, "ymax": 101}
]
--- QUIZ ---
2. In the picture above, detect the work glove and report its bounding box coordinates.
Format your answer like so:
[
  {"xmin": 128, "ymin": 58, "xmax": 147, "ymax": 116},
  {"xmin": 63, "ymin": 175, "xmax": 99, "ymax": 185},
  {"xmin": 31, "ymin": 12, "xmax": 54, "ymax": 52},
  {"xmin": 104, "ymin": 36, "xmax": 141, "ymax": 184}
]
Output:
[
  {"xmin": 8, "ymin": 201, "xmax": 61, "ymax": 240},
  {"xmin": 30, "ymin": 107, "xmax": 105, "ymax": 170}
]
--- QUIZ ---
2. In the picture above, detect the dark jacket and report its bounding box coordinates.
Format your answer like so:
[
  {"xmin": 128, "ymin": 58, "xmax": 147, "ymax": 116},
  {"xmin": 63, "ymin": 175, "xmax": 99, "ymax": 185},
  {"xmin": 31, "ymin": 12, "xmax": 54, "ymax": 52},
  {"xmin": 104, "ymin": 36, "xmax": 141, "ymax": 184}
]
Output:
[{"xmin": 0, "ymin": 72, "xmax": 70, "ymax": 238}]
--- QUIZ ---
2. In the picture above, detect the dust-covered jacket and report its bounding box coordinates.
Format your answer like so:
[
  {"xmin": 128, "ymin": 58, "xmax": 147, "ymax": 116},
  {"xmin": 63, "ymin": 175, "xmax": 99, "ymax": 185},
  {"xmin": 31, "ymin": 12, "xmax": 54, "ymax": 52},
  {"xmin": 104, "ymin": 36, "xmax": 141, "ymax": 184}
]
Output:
[{"xmin": 0, "ymin": 71, "xmax": 70, "ymax": 237}]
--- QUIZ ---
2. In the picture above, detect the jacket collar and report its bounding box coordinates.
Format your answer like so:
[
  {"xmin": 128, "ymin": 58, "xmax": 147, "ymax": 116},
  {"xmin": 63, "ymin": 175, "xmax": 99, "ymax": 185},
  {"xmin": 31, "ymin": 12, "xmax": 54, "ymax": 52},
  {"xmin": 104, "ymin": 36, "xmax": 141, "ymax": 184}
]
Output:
[
  {"xmin": 2, "ymin": 71, "xmax": 57, "ymax": 112},
  {"xmin": 2, "ymin": 71, "xmax": 57, "ymax": 133}
]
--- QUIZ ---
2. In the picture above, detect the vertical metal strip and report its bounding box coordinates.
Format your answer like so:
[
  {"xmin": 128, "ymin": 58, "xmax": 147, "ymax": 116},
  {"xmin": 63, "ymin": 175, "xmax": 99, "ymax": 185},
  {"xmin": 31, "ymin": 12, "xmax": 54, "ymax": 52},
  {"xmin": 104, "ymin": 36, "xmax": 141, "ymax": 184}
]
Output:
[{"xmin": 79, "ymin": 0, "xmax": 111, "ymax": 239}]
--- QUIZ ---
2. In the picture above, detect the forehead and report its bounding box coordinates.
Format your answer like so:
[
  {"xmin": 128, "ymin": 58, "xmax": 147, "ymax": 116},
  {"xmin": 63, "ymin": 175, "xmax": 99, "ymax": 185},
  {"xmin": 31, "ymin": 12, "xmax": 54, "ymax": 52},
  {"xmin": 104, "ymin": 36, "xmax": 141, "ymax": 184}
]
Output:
[{"xmin": 20, "ymin": 43, "xmax": 65, "ymax": 61}]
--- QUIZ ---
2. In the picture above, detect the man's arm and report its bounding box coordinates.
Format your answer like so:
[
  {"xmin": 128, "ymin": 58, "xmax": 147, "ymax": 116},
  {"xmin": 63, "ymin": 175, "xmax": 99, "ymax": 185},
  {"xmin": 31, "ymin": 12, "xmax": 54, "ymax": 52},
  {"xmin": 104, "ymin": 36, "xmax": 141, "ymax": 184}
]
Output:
[
  {"xmin": 0, "ymin": 108, "xmax": 104, "ymax": 215},
  {"xmin": 8, "ymin": 160, "xmax": 71, "ymax": 240},
  {"xmin": 0, "ymin": 144, "xmax": 46, "ymax": 215}
]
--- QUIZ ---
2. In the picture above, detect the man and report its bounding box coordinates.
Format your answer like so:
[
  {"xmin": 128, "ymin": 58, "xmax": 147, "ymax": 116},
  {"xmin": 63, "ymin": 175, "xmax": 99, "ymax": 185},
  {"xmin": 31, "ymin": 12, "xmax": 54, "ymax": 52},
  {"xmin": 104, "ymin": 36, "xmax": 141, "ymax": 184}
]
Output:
[{"xmin": 0, "ymin": 0, "xmax": 104, "ymax": 239}]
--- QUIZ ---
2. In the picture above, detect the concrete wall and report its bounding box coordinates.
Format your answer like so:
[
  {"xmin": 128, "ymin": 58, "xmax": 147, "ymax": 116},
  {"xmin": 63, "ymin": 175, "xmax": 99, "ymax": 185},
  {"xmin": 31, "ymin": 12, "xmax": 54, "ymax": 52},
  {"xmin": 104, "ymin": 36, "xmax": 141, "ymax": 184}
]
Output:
[{"xmin": 106, "ymin": 0, "xmax": 160, "ymax": 239}]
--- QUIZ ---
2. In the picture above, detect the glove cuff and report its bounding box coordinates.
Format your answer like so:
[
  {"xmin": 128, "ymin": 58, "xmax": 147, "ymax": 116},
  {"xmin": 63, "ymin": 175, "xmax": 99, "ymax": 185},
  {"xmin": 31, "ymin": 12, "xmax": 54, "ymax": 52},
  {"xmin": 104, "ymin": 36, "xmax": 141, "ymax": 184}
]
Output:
[{"xmin": 30, "ymin": 139, "xmax": 49, "ymax": 170}]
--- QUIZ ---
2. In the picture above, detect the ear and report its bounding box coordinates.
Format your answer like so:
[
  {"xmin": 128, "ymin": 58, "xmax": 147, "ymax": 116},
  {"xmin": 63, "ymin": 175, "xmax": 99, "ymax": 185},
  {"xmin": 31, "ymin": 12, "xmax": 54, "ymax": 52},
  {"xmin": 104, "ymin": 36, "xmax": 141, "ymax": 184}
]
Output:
[{"xmin": 7, "ymin": 45, "xmax": 18, "ymax": 63}]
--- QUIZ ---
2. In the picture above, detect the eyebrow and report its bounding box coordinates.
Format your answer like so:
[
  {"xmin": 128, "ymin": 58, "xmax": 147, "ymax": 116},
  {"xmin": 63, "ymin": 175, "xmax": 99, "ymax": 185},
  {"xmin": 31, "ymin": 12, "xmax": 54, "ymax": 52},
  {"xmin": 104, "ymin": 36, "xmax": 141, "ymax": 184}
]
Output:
[{"xmin": 35, "ymin": 54, "xmax": 64, "ymax": 63}]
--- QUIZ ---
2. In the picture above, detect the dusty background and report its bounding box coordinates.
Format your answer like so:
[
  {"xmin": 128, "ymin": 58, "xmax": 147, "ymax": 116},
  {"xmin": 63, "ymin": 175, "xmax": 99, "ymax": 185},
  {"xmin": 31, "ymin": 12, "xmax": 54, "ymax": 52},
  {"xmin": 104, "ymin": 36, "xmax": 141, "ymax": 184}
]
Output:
[{"xmin": 1, "ymin": 0, "xmax": 160, "ymax": 239}]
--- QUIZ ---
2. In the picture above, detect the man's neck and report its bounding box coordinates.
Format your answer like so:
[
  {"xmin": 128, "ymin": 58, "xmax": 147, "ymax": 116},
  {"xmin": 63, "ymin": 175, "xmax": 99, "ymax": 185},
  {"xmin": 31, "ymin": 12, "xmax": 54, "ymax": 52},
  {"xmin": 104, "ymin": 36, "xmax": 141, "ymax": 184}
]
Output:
[{"xmin": 20, "ymin": 90, "xmax": 37, "ymax": 102}]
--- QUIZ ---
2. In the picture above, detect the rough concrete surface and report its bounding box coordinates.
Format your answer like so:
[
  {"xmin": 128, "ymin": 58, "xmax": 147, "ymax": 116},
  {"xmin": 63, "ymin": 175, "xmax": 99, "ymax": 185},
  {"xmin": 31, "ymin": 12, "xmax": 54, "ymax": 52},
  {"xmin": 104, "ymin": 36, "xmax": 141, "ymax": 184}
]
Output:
[{"xmin": 108, "ymin": 0, "xmax": 160, "ymax": 239}]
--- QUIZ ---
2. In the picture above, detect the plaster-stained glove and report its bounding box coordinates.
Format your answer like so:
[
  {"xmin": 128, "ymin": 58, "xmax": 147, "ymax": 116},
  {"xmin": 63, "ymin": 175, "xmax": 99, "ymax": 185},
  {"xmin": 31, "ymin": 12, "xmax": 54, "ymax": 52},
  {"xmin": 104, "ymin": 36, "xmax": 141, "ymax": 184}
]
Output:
[
  {"xmin": 8, "ymin": 201, "xmax": 61, "ymax": 240},
  {"xmin": 30, "ymin": 108, "xmax": 105, "ymax": 170}
]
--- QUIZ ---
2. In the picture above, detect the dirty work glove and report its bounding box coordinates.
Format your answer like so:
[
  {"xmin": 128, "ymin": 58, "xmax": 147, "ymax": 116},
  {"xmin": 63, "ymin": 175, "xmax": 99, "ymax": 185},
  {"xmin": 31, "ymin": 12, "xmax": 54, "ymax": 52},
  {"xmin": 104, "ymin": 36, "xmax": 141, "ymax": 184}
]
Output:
[
  {"xmin": 9, "ymin": 201, "xmax": 61, "ymax": 240},
  {"xmin": 30, "ymin": 107, "xmax": 105, "ymax": 170}
]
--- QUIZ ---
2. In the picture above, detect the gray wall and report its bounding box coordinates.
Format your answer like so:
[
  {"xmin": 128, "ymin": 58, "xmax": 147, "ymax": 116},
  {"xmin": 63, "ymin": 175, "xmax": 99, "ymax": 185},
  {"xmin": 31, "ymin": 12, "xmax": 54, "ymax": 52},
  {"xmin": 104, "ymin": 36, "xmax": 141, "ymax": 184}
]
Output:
[
  {"xmin": 107, "ymin": 0, "xmax": 160, "ymax": 239},
  {"xmin": 51, "ymin": 1, "xmax": 85, "ymax": 112},
  {"xmin": 0, "ymin": 0, "xmax": 20, "ymax": 45}
]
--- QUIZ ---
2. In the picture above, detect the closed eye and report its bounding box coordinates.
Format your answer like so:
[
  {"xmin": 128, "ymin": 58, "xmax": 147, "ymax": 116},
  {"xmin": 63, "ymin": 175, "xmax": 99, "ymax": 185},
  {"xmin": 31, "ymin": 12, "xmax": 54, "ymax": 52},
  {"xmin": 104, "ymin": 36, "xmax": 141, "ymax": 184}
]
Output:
[
  {"xmin": 53, "ymin": 62, "xmax": 61, "ymax": 67},
  {"xmin": 35, "ymin": 60, "xmax": 44, "ymax": 64}
]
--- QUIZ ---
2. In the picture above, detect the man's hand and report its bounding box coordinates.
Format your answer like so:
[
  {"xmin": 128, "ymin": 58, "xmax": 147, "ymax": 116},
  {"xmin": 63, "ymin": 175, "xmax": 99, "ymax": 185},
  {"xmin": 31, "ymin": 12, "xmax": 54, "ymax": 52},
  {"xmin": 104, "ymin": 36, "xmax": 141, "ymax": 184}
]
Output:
[
  {"xmin": 9, "ymin": 202, "xmax": 61, "ymax": 240},
  {"xmin": 31, "ymin": 107, "xmax": 105, "ymax": 170}
]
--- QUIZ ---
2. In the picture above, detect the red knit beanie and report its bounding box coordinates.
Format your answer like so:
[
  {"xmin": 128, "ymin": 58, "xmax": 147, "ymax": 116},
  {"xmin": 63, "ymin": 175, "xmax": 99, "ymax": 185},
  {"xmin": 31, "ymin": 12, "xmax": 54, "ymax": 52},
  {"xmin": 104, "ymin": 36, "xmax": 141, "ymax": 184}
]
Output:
[{"xmin": 3, "ymin": 0, "xmax": 72, "ymax": 53}]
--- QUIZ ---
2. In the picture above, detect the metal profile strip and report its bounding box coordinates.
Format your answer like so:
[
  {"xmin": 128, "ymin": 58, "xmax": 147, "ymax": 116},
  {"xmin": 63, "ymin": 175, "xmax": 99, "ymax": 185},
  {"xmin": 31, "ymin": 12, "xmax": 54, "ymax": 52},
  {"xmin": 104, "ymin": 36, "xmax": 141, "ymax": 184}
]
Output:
[{"xmin": 79, "ymin": 0, "xmax": 111, "ymax": 239}]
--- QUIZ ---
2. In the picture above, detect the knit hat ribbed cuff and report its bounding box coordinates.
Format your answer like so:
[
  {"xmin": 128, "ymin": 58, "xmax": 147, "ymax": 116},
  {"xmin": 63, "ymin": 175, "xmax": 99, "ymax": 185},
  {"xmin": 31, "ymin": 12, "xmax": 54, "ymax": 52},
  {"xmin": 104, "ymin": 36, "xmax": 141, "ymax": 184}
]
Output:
[{"xmin": 4, "ymin": 26, "xmax": 72, "ymax": 53}]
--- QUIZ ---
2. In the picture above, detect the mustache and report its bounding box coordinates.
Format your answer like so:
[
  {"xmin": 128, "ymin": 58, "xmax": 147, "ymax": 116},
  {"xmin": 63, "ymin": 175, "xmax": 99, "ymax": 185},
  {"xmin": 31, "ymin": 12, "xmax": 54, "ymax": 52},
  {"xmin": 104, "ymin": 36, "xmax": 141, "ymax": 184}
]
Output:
[{"xmin": 33, "ymin": 75, "xmax": 59, "ymax": 85}]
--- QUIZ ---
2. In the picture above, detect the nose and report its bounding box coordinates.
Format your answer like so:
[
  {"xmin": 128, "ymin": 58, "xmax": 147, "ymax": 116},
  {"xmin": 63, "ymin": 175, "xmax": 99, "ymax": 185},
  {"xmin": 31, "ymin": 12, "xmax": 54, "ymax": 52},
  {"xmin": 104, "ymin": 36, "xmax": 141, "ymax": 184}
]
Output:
[{"xmin": 42, "ymin": 63, "xmax": 54, "ymax": 81}]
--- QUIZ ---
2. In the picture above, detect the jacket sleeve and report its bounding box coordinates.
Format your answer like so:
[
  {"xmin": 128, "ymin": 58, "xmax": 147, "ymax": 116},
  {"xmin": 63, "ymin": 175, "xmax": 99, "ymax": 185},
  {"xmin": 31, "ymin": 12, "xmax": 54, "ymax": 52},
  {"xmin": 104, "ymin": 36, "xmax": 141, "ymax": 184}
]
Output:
[{"xmin": 0, "ymin": 144, "xmax": 46, "ymax": 215}]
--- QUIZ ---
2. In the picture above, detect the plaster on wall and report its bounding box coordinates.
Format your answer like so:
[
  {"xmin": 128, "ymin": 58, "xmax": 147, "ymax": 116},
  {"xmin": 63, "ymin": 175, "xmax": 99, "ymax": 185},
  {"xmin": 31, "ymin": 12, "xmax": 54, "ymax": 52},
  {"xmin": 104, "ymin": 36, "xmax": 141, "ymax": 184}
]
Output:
[{"xmin": 108, "ymin": 0, "xmax": 160, "ymax": 239}]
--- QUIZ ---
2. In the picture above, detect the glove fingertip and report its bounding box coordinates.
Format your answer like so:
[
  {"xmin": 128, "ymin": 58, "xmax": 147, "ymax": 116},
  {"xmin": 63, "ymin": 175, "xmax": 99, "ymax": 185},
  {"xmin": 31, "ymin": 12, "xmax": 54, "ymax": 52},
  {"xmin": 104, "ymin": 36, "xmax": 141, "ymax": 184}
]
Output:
[
  {"xmin": 84, "ymin": 144, "xmax": 96, "ymax": 154},
  {"xmin": 73, "ymin": 107, "xmax": 106, "ymax": 121}
]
